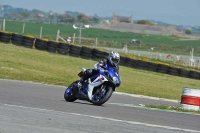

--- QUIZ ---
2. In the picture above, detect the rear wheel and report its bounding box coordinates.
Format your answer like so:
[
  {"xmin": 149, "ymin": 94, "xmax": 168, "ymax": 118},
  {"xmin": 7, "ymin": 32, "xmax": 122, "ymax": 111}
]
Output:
[
  {"xmin": 64, "ymin": 81, "xmax": 78, "ymax": 102},
  {"xmin": 92, "ymin": 85, "xmax": 113, "ymax": 106}
]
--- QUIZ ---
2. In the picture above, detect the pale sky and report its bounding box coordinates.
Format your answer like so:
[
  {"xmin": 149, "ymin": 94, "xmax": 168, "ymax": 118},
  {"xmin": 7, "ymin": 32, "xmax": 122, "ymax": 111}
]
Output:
[{"xmin": 1, "ymin": 0, "xmax": 200, "ymax": 26}]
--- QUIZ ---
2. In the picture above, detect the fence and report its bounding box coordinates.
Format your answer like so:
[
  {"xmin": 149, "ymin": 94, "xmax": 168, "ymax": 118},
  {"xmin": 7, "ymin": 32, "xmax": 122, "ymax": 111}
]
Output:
[
  {"xmin": 105, "ymin": 47, "xmax": 200, "ymax": 70},
  {"xmin": 1, "ymin": 19, "xmax": 200, "ymax": 70}
]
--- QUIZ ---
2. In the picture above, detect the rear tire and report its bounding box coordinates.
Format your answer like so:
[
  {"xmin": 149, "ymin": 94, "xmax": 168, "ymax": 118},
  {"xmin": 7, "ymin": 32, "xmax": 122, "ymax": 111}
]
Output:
[
  {"xmin": 92, "ymin": 86, "xmax": 113, "ymax": 106},
  {"xmin": 64, "ymin": 81, "xmax": 78, "ymax": 102}
]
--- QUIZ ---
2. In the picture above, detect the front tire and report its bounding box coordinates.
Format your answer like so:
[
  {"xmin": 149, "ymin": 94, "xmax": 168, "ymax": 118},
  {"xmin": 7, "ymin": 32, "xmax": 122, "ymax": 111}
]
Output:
[
  {"xmin": 64, "ymin": 81, "xmax": 78, "ymax": 102},
  {"xmin": 92, "ymin": 86, "xmax": 113, "ymax": 106}
]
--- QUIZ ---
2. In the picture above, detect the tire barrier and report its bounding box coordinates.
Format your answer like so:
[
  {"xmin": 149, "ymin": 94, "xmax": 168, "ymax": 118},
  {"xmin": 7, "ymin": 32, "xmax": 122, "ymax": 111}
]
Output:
[
  {"xmin": 0, "ymin": 32, "xmax": 11, "ymax": 43},
  {"xmin": 167, "ymin": 67, "xmax": 179, "ymax": 76},
  {"xmin": 22, "ymin": 36, "xmax": 35, "ymax": 48},
  {"xmin": 135, "ymin": 60, "xmax": 147, "ymax": 70},
  {"xmin": 178, "ymin": 68, "xmax": 190, "ymax": 78},
  {"xmin": 35, "ymin": 38, "xmax": 48, "ymax": 51},
  {"xmin": 69, "ymin": 45, "xmax": 82, "ymax": 57},
  {"xmin": 1, "ymin": 33, "xmax": 200, "ymax": 80},
  {"xmin": 46, "ymin": 41, "xmax": 59, "ymax": 53},
  {"xmin": 124, "ymin": 58, "xmax": 137, "ymax": 68},
  {"xmin": 103, "ymin": 52, "xmax": 109, "ymax": 59},
  {"xmin": 189, "ymin": 71, "xmax": 200, "ymax": 80},
  {"xmin": 92, "ymin": 49, "xmax": 105, "ymax": 61},
  {"xmin": 80, "ymin": 46, "xmax": 93, "ymax": 59},
  {"xmin": 57, "ymin": 42, "xmax": 69, "ymax": 55},
  {"xmin": 156, "ymin": 64, "xmax": 169, "ymax": 74},
  {"xmin": 119, "ymin": 56, "xmax": 127, "ymax": 66},
  {"xmin": 181, "ymin": 88, "xmax": 200, "ymax": 111},
  {"xmin": 146, "ymin": 62, "xmax": 157, "ymax": 72},
  {"xmin": 11, "ymin": 33, "xmax": 23, "ymax": 46}
]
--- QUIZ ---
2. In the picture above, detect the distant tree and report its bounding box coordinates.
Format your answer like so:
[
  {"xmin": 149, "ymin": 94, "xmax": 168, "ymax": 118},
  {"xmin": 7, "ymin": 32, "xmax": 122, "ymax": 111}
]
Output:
[
  {"xmin": 64, "ymin": 14, "xmax": 75, "ymax": 24},
  {"xmin": 34, "ymin": 13, "xmax": 44, "ymax": 23},
  {"xmin": 92, "ymin": 16, "xmax": 100, "ymax": 24},
  {"xmin": 57, "ymin": 14, "xmax": 75, "ymax": 24},
  {"xmin": 7, "ymin": 13, "xmax": 15, "ymax": 20},
  {"xmin": 19, "ymin": 12, "xmax": 29, "ymax": 21},
  {"xmin": 77, "ymin": 13, "xmax": 84, "ymax": 22},
  {"xmin": 77, "ymin": 13, "xmax": 92, "ymax": 24},
  {"xmin": 57, "ymin": 14, "xmax": 64, "ymax": 23},
  {"xmin": 137, "ymin": 20, "xmax": 155, "ymax": 26},
  {"xmin": 48, "ymin": 12, "xmax": 54, "ymax": 24},
  {"xmin": 185, "ymin": 29, "xmax": 193, "ymax": 34},
  {"xmin": 67, "ymin": 16, "xmax": 76, "ymax": 24}
]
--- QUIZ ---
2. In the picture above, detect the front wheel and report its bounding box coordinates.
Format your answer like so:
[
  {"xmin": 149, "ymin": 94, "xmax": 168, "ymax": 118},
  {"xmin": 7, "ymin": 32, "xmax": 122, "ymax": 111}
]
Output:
[
  {"xmin": 64, "ymin": 81, "xmax": 78, "ymax": 102},
  {"xmin": 92, "ymin": 86, "xmax": 113, "ymax": 106}
]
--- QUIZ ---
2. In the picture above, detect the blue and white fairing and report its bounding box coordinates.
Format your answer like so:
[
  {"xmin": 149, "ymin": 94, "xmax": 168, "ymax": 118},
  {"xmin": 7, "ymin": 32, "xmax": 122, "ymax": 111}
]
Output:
[{"xmin": 83, "ymin": 64, "xmax": 121, "ymax": 101}]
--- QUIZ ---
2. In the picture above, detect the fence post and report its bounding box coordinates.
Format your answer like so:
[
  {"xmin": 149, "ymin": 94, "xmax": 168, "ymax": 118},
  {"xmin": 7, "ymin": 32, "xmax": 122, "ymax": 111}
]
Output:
[
  {"xmin": 56, "ymin": 30, "xmax": 60, "ymax": 41},
  {"xmin": 22, "ymin": 23, "xmax": 25, "ymax": 34},
  {"xmin": 174, "ymin": 58, "xmax": 176, "ymax": 64},
  {"xmin": 40, "ymin": 27, "xmax": 42, "ymax": 39},
  {"xmin": 96, "ymin": 38, "xmax": 98, "ymax": 47},
  {"xmin": 73, "ymin": 33, "xmax": 75, "ymax": 44},
  {"xmin": 0, "ymin": 19, "xmax": 2, "ymax": 30},
  {"xmin": 3, "ymin": 19, "xmax": 5, "ymax": 31},
  {"xmin": 156, "ymin": 52, "xmax": 158, "ymax": 60}
]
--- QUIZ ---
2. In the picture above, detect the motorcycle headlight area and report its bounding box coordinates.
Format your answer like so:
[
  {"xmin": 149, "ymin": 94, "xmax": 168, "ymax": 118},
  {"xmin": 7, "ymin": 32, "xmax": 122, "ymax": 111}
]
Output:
[{"xmin": 112, "ymin": 76, "xmax": 119, "ymax": 85}]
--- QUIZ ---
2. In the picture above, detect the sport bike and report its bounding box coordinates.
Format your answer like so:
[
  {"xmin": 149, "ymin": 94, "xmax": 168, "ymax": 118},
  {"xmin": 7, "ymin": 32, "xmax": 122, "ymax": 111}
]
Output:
[{"xmin": 64, "ymin": 65, "xmax": 121, "ymax": 106}]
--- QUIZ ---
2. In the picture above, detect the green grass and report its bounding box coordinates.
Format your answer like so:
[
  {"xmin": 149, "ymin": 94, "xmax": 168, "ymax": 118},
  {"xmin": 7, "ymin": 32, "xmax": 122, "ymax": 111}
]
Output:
[
  {"xmin": 1, "ymin": 42, "xmax": 200, "ymax": 101},
  {"xmin": 4, "ymin": 20, "xmax": 200, "ymax": 47},
  {"xmin": 4, "ymin": 20, "xmax": 200, "ymax": 57},
  {"xmin": 145, "ymin": 104, "xmax": 200, "ymax": 114}
]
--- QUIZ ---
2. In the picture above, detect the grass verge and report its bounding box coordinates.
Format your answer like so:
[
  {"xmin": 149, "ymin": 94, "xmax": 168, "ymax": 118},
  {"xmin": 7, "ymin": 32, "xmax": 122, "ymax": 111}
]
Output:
[
  {"xmin": 145, "ymin": 104, "xmax": 200, "ymax": 114},
  {"xmin": 1, "ymin": 42, "xmax": 200, "ymax": 101}
]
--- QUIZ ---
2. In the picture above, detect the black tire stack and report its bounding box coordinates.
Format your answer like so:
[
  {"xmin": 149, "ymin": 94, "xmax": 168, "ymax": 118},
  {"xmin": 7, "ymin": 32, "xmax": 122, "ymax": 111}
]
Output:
[
  {"xmin": 189, "ymin": 70, "xmax": 200, "ymax": 80},
  {"xmin": 146, "ymin": 62, "xmax": 157, "ymax": 72},
  {"xmin": 80, "ymin": 46, "xmax": 93, "ymax": 59},
  {"xmin": 92, "ymin": 49, "xmax": 105, "ymax": 61},
  {"xmin": 69, "ymin": 45, "xmax": 82, "ymax": 57},
  {"xmin": 135, "ymin": 60, "xmax": 147, "ymax": 70},
  {"xmin": 35, "ymin": 38, "xmax": 48, "ymax": 51},
  {"xmin": 57, "ymin": 42, "xmax": 69, "ymax": 55},
  {"xmin": 156, "ymin": 64, "xmax": 169, "ymax": 74},
  {"xmin": 0, "ymin": 32, "xmax": 11, "ymax": 43},
  {"xmin": 119, "ymin": 56, "xmax": 127, "ymax": 66},
  {"xmin": 103, "ymin": 52, "xmax": 109, "ymax": 59},
  {"xmin": 178, "ymin": 68, "xmax": 190, "ymax": 78},
  {"xmin": 11, "ymin": 33, "xmax": 23, "ymax": 46},
  {"xmin": 124, "ymin": 58, "xmax": 137, "ymax": 68},
  {"xmin": 22, "ymin": 36, "xmax": 35, "ymax": 48},
  {"xmin": 46, "ymin": 41, "xmax": 59, "ymax": 53},
  {"xmin": 167, "ymin": 67, "xmax": 179, "ymax": 76}
]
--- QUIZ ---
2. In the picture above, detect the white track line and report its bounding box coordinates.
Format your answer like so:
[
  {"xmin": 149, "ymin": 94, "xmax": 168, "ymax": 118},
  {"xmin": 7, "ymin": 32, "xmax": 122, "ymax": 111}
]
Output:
[{"xmin": 1, "ymin": 103, "xmax": 200, "ymax": 133}]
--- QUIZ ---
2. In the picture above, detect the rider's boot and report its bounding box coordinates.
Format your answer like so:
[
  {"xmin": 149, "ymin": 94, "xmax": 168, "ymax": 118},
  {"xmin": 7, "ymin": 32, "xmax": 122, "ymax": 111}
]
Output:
[
  {"xmin": 76, "ymin": 78, "xmax": 89, "ymax": 101},
  {"xmin": 77, "ymin": 71, "xmax": 88, "ymax": 90},
  {"xmin": 77, "ymin": 78, "xmax": 83, "ymax": 90}
]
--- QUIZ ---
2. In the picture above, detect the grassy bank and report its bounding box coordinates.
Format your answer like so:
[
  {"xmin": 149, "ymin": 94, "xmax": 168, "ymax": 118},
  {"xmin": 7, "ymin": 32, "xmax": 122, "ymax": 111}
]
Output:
[
  {"xmin": 3, "ymin": 20, "xmax": 200, "ymax": 57},
  {"xmin": 1, "ymin": 42, "xmax": 200, "ymax": 100}
]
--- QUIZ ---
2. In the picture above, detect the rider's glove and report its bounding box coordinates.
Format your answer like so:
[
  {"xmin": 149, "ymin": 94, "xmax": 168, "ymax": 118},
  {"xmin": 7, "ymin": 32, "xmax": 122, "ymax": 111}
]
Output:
[
  {"xmin": 99, "ymin": 68, "xmax": 105, "ymax": 73},
  {"xmin": 94, "ymin": 64, "xmax": 107, "ymax": 73}
]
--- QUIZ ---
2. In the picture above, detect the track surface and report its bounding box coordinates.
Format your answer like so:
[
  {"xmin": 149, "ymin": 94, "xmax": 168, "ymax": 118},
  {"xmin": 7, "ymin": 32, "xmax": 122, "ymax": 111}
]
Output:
[{"xmin": 0, "ymin": 79, "xmax": 200, "ymax": 133}]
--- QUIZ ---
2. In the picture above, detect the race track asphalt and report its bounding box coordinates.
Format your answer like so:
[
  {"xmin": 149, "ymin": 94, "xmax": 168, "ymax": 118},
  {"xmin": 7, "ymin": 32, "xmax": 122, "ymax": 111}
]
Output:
[{"xmin": 0, "ymin": 79, "xmax": 199, "ymax": 133}]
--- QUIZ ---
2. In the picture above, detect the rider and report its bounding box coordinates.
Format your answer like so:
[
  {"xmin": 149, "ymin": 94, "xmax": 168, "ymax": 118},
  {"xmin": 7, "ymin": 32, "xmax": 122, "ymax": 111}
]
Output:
[{"xmin": 77, "ymin": 51, "xmax": 120, "ymax": 89}]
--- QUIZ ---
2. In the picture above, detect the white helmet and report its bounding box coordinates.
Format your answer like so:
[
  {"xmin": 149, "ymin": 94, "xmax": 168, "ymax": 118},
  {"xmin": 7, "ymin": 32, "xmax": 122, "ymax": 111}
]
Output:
[{"xmin": 108, "ymin": 51, "xmax": 120, "ymax": 66}]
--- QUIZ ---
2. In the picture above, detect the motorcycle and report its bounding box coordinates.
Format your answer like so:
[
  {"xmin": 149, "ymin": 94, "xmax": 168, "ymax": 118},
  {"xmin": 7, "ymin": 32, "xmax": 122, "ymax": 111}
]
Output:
[{"xmin": 64, "ymin": 64, "xmax": 121, "ymax": 106}]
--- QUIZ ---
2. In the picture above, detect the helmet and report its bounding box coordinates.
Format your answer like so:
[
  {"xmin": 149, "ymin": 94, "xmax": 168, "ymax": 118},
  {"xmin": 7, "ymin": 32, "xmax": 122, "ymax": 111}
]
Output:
[{"xmin": 108, "ymin": 51, "xmax": 120, "ymax": 66}]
